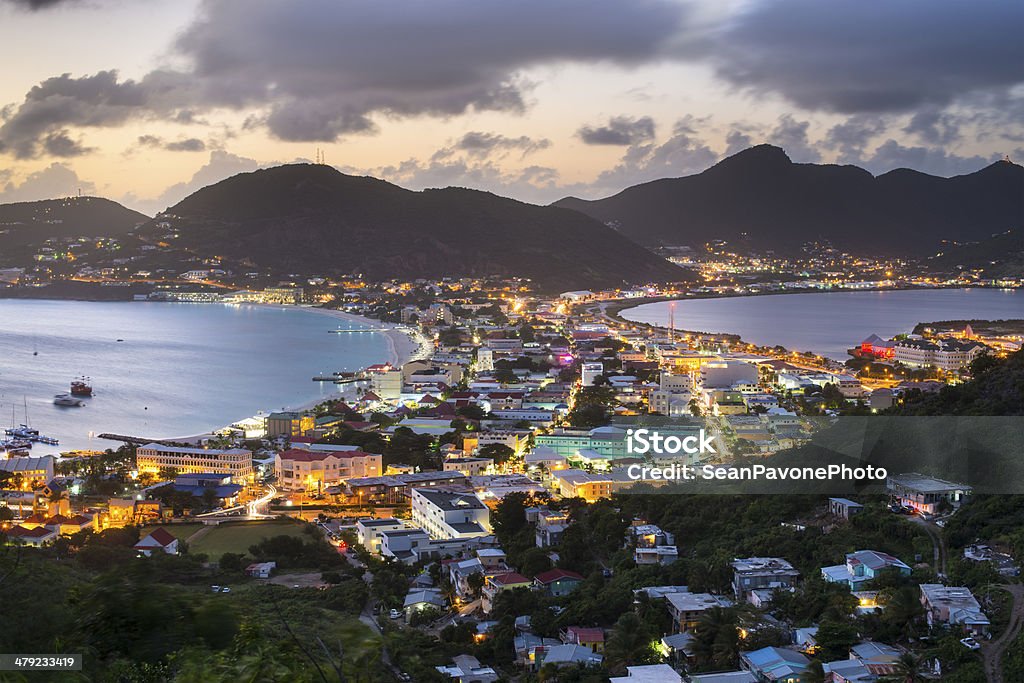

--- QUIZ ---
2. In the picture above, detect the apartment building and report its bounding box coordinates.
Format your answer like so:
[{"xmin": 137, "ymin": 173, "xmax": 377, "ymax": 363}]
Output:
[{"xmin": 136, "ymin": 443, "xmax": 253, "ymax": 483}]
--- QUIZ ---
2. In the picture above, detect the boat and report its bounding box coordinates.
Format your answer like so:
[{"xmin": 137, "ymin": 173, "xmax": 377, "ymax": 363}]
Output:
[
  {"xmin": 0, "ymin": 438, "xmax": 33, "ymax": 455},
  {"xmin": 54, "ymin": 394, "xmax": 86, "ymax": 407},
  {"xmin": 71, "ymin": 377, "xmax": 93, "ymax": 397}
]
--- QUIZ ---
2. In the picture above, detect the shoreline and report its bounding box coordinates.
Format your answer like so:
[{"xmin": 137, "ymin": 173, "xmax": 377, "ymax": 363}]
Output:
[{"xmin": 149, "ymin": 304, "xmax": 430, "ymax": 446}]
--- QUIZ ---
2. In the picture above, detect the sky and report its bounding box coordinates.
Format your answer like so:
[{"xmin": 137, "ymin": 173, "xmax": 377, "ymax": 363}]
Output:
[{"xmin": 0, "ymin": 0, "xmax": 1022, "ymax": 216}]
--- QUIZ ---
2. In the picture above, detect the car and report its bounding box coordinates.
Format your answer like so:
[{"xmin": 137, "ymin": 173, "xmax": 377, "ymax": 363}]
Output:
[
  {"xmin": 936, "ymin": 519, "xmax": 947, "ymax": 528},
  {"xmin": 960, "ymin": 637, "xmax": 981, "ymax": 650},
  {"xmin": 389, "ymin": 609, "xmax": 402, "ymax": 619},
  {"xmin": 221, "ymin": 587, "xmax": 231, "ymax": 593},
  {"xmin": 210, "ymin": 585, "xmax": 221, "ymax": 592}
]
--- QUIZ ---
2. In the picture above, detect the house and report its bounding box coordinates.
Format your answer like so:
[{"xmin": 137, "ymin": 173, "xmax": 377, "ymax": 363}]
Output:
[
  {"xmin": 659, "ymin": 632, "xmax": 695, "ymax": 664},
  {"xmin": 821, "ymin": 550, "xmax": 912, "ymax": 590},
  {"xmin": 133, "ymin": 528, "xmax": 179, "ymax": 556},
  {"xmin": 690, "ymin": 673, "xmax": 756, "ymax": 683},
  {"xmin": 535, "ymin": 508, "xmax": 569, "ymax": 548},
  {"xmin": 537, "ymin": 644, "xmax": 603, "ymax": 669},
  {"xmin": 666, "ymin": 592, "xmax": 729, "ymax": 632},
  {"xmin": 379, "ymin": 528, "xmax": 431, "ymax": 563},
  {"xmin": 609, "ymin": 664, "xmax": 682, "ymax": 682},
  {"xmin": 435, "ymin": 654, "xmax": 498, "ymax": 683},
  {"xmin": 635, "ymin": 546, "xmax": 679, "ymax": 566},
  {"xmin": 821, "ymin": 659, "xmax": 875, "ymax": 682},
  {"xmin": 410, "ymin": 488, "xmax": 491, "ymax": 540},
  {"xmin": 245, "ymin": 561, "xmax": 277, "ymax": 578},
  {"xmin": 481, "ymin": 572, "xmax": 531, "ymax": 613},
  {"xmin": 404, "ymin": 588, "xmax": 446, "ymax": 620},
  {"xmin": 533, "ymin": 568, "xmax": 584, "ymax": 597},
  {"xmin": 849, "ymin": 641, "xmax": 902, "ymax": 676},
  {"xmin": 449, "ymin": 557, "xmax": 486, "ymax": 599},
  {"xmin": 731, "ymin": 557, "xmax": 800, "ymax": 603},
  {"xmin": 3, "ymin": 524, "xmax": 57, "ymax": 546},
  {"xmin": 828, "ymin": 498, "xmax": 864, "ymax": 519},
  {"xmin": 562, "ymin": 626, "xmax": 604, "ymax": 653},
  {"xmin": 739, "ymin": 646, "xmax": 810, "ymax": 682},
  {"xmin": 355, "ymin": 518, "xmax": 407, "ymax": 553},
  {"xmin": 919, "ymin": 584, "xmax": 990, "ymax": 635},
  {"xmin": 886, "ymin": 473, "xmax": 971, "ymax": 514}
]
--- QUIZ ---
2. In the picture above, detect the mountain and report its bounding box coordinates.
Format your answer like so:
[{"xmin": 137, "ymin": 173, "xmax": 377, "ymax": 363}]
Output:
[
  {"xmin": 148, "ymin": 164, "xmax": 688, "ymax": 290},
  {"xmin": 925, "ymin": 229, "xmax": 1024, "ymax": 278},
  {"xmin": 554, "ymin": 145, "xmax": 1024, "ymax": 256},
  {"xmin": 0, "ymin": 196, "xmax": 148, "ymax": 247}
]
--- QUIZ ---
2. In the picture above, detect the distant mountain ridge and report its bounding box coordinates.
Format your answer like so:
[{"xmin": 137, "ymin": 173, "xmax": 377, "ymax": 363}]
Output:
[
  {"xmin": 554, "ymin": 145, "xmax": 1024, "ymax": 256},
  {"xmin": 0, "ymin": 196, "xmax": 147, "ymax": 247},
  {"xmin": 146, "ymin": 164, "xmax": 688, "ymax": 290}
]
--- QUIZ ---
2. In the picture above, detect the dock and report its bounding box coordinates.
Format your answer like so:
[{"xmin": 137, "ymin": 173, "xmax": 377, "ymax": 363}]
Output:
[{"xmin": 328, "ymin": 327, "xmax": 391, "ymax": 333}]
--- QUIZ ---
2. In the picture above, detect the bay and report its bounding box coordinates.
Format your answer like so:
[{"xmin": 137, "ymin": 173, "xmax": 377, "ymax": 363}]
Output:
[
  {"xmin": 0, "ymin": 301, "xmax": 402, "ymax": 454},
  {"xmin": 620, "ymin": 288, "xmax": 1022, "ymax": 361}
]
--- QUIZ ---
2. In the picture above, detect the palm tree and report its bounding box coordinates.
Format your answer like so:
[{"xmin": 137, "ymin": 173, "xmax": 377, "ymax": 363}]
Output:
[
  {"xmin": 884, "ymin": 652, "xmax": 927, "ymax": 683},
  {"xmin": 605, "ymin": 612, "xmax": 655, "ymax": 673}
]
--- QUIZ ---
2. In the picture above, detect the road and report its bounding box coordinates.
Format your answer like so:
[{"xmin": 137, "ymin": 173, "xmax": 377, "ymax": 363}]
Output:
[
  {"xmin": 196, "ymin": 483, "xmax": 277, "ymax": 520},
  {"xmin": 983, "ymin": 584, "xmax": 1024, "ymax": 683},
  {"xmin": 910, "ymin": 516, "xmax": 947, "ymax": 576}
]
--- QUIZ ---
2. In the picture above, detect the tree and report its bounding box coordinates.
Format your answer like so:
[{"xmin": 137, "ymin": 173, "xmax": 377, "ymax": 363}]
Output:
[
  {"xmin": 604, "ymin": 612, "xmax": 656, "ymax": 673},
  {"xmin": 813, "ymin": 619, "xmax": 859, "ymax": 661},
  {"xmin": 884, "ymin": 652, "xmax": 927, "ymax": 683},
  {"xmin": 467, "ymin": 572, "xmax": 485, "ymax": 599},
  {"xmin": 518, "ymin": 547, "xmax": 553, "ymax": 578},
  {"xmin": 478, "ymin": 443, "xmax": 514, "ymax": 465}
]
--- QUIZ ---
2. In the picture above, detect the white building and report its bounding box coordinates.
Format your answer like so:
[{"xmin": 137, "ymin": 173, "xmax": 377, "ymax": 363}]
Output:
[
  {"xmin": 920, "ymin": 584, "xmax": 990, "ymax": 635},
  {"xmin": 477, "ymin": 346, "xmax": 494, "ymax": 372},
  {"xmin": 136, "ymin": 443, "xmax": 253, "ymax": 483},
  {"xmin": 894, "ymin": 338, "xmax": 986, "ymax": 371},
  {"xmin": 356, "ymin": 518, "xmax": 408, "ymax": 553},
  {"xmin": 581, "ymin": 362, "xmax": 604, "ymax": 386},
  {"xmin": 701, "ymin": 360, "xmax": 759, "ymax": 389},
  {"xmin": 411, "ymin": 488, "xmax": 491, "ymax": 540}
]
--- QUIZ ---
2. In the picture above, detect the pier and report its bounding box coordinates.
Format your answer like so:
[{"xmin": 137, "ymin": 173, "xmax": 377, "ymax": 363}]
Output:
[{"xmin": 328, "ymin": 327, "xmax": 391, "ymax": 333}]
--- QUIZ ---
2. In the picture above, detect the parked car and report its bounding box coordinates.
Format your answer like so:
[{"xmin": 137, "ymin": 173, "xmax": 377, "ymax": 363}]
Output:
[
  {"xmin": 221, "ymin": 587, "xmax": 231, "ymax": 593},
  {"xmin": 960, "ymin": 637, "xmax": 981, "ymax": 650},
  {"xmin": 210, "ymin": 585, "xmax": 221, "ymax": 592},
  {"xmin": 389, "ymin": 609, "xmax": 402, "ymax": 619}
]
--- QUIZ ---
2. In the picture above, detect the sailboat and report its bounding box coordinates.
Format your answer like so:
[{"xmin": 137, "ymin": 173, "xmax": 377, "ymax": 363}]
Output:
[{"xmin": 4, "ymin": 397, "xmax": 59, "ymax": 445}]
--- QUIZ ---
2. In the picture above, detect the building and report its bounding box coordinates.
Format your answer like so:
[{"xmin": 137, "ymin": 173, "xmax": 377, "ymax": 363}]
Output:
[
  {"xmin": 649, "ymin": 389, "xmax": 695, "ymax": 417},
  {"xmin": 136, "ymin": 443, "xmax": 254, "ymax": 483},
  {"xmin": 635, "ymin": 546, "xmax": 679, "ymax": 566},
  {"xmin": 482, "ymin": 572, "xmax": 532, "ymax": 613},
  {"xmin": 535, "ymin": 508, "xmax": 569, "ymax": 548},
  {"xmin": 411, "ymin": 488, "xmax": 491, "ymax": 540},
  {"xmin": 821, "ymin": 550, "xmax": 912, "ymax": 590},
  {"xmin": 537, "ymin": 644, "xmax": 603, "ymax": 669},
  {"xmin": 887, "ymin": 473, "xmax": 972, "ymax": 513},
  {"xmin": 666, "ymin": 592, "xmax": 729, "ymax": 632},
  {"xmin": 893, "ymin": 338, "xmax": 986, "ymax": 371},
  {"xmin": 370, "ymin": 370, "xmax": 403, "ymax": 401},
  {"xmin": 701, "ymin": 360, "xmax": 759, "ymax": 389},
  {"xmin": 444, "ymin": 457, "xmax": 493, "ymax": 477},
  {"xmin": 690, "ymin": 673, "xmax": 756, "ymax": 683},
  {"xmin": 404, "ymin": 588, "xmax": 446, "ymax": 619},
  {"xmin": 246, "ymin": 561, "xmax": 277, "ymax": 578},
  {"xmin": 919, "ymin": 584, "xmax": 990, "ymax": 635},
  {"xmin": 731, "ymin": 557, "xmax": 800, "ymax": 603},
  {"xmin": 739, "ymin": 646, "xmax": 810, "ymax": 683},
  {"xmin": 562, "ymin": 626, "xmax": 605, "ymax": 653},
  {"xmin": 581, "ymin": 362, "xmax": 604, "ymax": 386},
  {"xmin": 346, "ymin": 471, "xmax": 468, "ymax": 504},
  {"xmin": 609, "ymin": 664, "xmax": 682, "ymax": 683},
  {"xmin": 436, "ymin": 654, "xmax": 498, "ymax": 683},
  {"xmin": 380, "ymin": 528, "xmax": 432, "ymax": 563},
  {"xmin": 265, "ymin": 412, "xmax": 316, "ymax": 438},
  {"xmin": 533, "ymin": 568, "xmax": 584, "ymax": 597},
  {"xmin": 828, "ymin": 497, "xmax": 864, "ymax": 519},
  {"xmin": 274, "ymin": 448, "xmax": 382, "ymax": 491},
  {"xmin": 4, "ymin": 525, "xmax": 57, "ymax": 547},
  {"xmin": 0, "ymin": 455, "xmax": 55, "ymax": 489},
  {"xmin": 355, "ymin": 518, "xmax": 408, "ymax": 553},
  {"xmin": 476, "ymin": 347, "xmax": 494, "ymax": 372},
  {"xmin": 133, "ymin": 528, "xmax": 179, "ymax": 556},
  {"xmin": 553, "ymin": 468, "xmax": 637, "ymax": 502}
]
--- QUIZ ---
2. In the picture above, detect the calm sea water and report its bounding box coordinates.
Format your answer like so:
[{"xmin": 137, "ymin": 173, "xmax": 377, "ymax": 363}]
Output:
[
  {"xmin": 0, "ymin": 301, "xmax": 394, "ymax": 454},
  {"xmin": 621, "ymin": 288, "xmax": 1022, "ymax": 360}
]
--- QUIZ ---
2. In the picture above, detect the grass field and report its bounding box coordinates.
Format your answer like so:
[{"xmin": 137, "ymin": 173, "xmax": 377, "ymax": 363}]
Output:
[
  {"xmin": 158, "ymin": 523, "xmax": 204, "ymax": 541},
  {"xmin": 187, "ymin": 520, "xmax": 307, "ymax": 560}
]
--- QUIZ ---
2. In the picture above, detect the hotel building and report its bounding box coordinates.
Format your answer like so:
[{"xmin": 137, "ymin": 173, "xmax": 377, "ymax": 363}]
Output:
[{"xmin": 136, "ymin": 443, "xmax": 254, "ymax": 483}]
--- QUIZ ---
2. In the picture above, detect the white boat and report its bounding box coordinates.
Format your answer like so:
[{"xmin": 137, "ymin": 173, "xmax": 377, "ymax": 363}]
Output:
[{"xmin": 53, "ymin": 394, "xmax": 86, "ymax": 407}]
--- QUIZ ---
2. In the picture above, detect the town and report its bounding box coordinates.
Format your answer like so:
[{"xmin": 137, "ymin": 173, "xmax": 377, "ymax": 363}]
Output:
[{"xmin": 3, "ymin": 282, "xmax": 1022, "ymax": 682}]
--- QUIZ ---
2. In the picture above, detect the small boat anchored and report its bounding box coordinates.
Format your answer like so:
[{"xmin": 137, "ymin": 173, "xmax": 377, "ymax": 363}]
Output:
[{"xmin": 54, "ymin": 393, "xmax": 86, "ymax": 407}]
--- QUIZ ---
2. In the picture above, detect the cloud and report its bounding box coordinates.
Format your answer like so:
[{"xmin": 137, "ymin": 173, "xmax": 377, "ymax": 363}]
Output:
[
  {"xmin": 823, "ymin": 116, "xmax": 888, "ymax": 164},
  {"xmin": 577, "ymin": 116, "xmax": 656, "ymax": 145},
  {"xmin": 859, "ymin": 140, "xmax": 998, "ymax": 178},
  {"xmin": 433, "ymin": 131, "xmax": 550, "ymax": 160},
  {"xmin": 708, "ymin": 0, "xmax": 1024, "ymax": 114},
  {"xmin": 1, "ymin": 0, "xmax": 80, "ymax": 9},
  {"xmin": 766, "ymin": 115, "xmax": 821, "ymax": 163},
  {"xmin": 42, "ymin": 129, "xmax": 93, "ymax": 156},
  {"xmin": 0, "ymin": 162, "xmax": 95, "ymax": 203},
  {"xmin": 124, "ymin": 149, "xmax": 260, "ymax": 215},
  {"xmin": 164, "ymin": 137, "xmax": 206, "ymax": 152},
  {"xmin": 0, "ymin": 0, "xmax": 688, "ymax": 153}
]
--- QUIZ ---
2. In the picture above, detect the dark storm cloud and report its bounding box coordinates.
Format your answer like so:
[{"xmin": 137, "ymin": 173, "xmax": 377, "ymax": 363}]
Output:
[
  {"xmin": 578, "ymin": 116, "xmax": 657, "ymax": 145},
  {"xmin": 0, "ymin": 0, "xmax": 687, "ymax": 153},
  {"xmin": 2, "ymin": 0, "xmax": 79, "ymax": 9},
  {"xmin": 709, "ymin": 0, "xmax": 1024, "ymax": 114},
  {"xmin": 823, "ymin": 116, "xmax": 887, "ymax": 164},
  {"xmin": 41, "ymin": 129, "xmax": 92, "ymax": 156},
  {"xmin": 164, "ymin": 137, "xmax": 206, "ymax": 152}
]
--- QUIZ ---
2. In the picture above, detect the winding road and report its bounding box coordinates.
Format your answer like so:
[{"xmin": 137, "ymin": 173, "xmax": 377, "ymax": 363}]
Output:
[{"xmin": 983, "ymin": 584, "xmax": 1024, "ymax": 683}]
